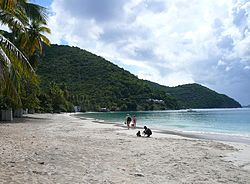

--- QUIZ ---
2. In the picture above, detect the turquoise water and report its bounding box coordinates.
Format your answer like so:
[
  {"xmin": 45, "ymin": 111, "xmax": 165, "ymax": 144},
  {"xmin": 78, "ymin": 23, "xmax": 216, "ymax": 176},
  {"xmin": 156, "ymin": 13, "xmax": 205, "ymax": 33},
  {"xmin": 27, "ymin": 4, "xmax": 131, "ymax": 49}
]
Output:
[{"xmin": 74, "ymin": 108, "xmax": 250, "ymax": 142}]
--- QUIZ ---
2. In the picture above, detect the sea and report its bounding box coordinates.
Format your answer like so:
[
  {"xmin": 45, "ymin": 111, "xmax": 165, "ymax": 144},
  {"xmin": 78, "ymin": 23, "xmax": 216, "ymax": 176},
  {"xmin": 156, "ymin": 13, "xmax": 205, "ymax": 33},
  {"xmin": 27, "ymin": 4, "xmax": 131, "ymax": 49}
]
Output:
[{"xmin": 74, "ymin": 108, "xmax": 250, "ymax": 144}]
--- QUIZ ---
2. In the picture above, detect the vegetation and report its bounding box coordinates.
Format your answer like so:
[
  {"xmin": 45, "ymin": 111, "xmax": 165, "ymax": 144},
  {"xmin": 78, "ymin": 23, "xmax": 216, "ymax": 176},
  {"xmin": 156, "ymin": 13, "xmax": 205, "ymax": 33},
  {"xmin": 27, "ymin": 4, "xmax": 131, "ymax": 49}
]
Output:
[
  {"xmin": 0, "ymin": 0, "xmax": 50, "ymax": 111},
  {"xmin": 145, "ymin": 81, "xmax": 241, "ymax": 108},
  {"xmin": 37, "ymin": 44, "xmax": 241, "ymax": 112},
  {"xmin": 37, "ymin": 45, "xmax": 179, "ymax": 112}
]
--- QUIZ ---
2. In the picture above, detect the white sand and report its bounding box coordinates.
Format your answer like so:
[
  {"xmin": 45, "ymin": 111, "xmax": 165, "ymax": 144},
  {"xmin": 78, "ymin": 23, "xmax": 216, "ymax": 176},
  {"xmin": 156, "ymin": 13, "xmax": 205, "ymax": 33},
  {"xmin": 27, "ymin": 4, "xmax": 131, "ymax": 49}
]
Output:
[
  {"xmin": 0, "ymin": 113, "xmax": 250, "ymax": 184},
  {"xmin": 224, "ymin": 142, "xmax": 250, "ymax": 171}
]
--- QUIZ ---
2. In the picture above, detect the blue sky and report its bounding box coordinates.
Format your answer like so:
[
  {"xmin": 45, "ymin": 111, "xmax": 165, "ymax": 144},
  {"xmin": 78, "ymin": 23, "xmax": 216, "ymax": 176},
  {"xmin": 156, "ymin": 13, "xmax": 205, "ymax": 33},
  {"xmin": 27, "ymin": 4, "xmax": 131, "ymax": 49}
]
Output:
[
  {"xmin": 30, "ymin": 0, "xmax": 52, "ymax": 8},
  {"xmin": 30, "ymin": 0, "xmax": 250, "ymax": 105}
]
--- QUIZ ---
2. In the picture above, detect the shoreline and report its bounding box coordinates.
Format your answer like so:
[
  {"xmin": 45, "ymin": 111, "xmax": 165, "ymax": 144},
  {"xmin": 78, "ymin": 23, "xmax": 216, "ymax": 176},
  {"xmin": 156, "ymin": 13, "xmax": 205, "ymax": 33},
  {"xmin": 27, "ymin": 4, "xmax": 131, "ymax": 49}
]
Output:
[
  {"xmin": 73, "ymin": 113, "xmax": 250, "ymax": 145},
  {"xmin": 73, "ymin": 113, "xmax": 250, "ymax": 171},
  {"xmin": 1, "ymin": 113, "xmax": 250, "ymax": 183}
]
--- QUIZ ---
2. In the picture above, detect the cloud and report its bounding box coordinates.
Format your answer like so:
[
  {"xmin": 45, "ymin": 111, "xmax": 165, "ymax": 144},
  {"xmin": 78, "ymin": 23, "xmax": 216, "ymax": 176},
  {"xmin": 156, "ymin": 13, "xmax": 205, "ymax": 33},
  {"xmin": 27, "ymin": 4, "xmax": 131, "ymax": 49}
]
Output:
[{"xmin": 47, "ymin": 0, "xmax": 250, "ymax": 105}]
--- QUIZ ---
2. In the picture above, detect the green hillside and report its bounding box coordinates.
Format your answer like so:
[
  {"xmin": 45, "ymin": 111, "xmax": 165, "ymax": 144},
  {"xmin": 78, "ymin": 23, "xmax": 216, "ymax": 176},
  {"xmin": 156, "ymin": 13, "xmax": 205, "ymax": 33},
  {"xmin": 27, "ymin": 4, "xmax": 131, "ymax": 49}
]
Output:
[
  {"xmin": 37, "ymin": 44, "xmax": 241, "ymax": 112},
  {"xmin": 37, "ymin": 45, "xmax": 178, "ymax": 111},
  {"xmin": 145, "ymin": 81, "xmax": 241, "ymax": 108}
]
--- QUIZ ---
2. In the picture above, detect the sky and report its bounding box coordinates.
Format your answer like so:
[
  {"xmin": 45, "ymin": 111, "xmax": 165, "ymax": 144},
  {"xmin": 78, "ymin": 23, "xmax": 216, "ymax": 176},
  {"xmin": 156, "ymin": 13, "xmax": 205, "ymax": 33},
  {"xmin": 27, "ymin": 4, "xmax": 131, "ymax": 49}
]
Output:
[{"xmin": 30, "ymin": 0, "xmax": 250, "ymax": 105}]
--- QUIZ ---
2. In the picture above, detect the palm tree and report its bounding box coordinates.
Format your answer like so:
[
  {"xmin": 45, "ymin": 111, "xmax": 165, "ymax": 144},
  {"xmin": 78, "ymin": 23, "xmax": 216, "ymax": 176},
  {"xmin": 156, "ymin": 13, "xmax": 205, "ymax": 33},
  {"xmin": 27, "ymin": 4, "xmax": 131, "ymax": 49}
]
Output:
[
  {"xmin": 0, "ymin": 0, "xmax": 50, "ymax": 107},
  {"xmin": 19, "ymin": 19, "xmax": 50, "ymax": 67}
]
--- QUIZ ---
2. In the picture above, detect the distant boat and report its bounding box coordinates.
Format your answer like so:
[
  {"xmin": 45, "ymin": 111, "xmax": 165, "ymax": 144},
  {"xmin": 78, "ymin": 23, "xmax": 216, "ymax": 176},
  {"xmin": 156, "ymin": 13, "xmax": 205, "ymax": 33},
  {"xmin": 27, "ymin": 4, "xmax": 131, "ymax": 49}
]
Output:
[
  {"xmin": 186, "ymin": 108, "xmax": 196, "ymax": 112},
  {"xmin": 99, "ymin": 108, "xmax": 110, "ymax": 112}
]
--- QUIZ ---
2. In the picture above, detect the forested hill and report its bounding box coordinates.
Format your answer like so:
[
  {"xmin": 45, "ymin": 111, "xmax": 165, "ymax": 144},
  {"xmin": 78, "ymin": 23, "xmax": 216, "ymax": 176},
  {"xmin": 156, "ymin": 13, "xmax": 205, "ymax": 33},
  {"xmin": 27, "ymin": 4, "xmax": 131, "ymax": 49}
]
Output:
[
  {"xmin": 37, "ymin": 44, "xmax": 178, "ymax": 111},
  {"xmin": 144, "ymin": 81, "xmax": 241, "ymax": 108},
  {"xmin": 37, "ymin": 44, "xmax": 241, "ymax": 111}
]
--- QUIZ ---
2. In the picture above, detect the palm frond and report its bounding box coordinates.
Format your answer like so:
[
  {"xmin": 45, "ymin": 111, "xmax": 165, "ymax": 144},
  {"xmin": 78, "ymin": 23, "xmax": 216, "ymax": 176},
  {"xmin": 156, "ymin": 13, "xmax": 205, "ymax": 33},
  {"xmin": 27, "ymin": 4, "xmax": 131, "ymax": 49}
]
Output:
[
  {"xmin": 3, "ymin": 70, "xmax": 22, "ymax": 105},
  {"xmin": 0, "ymin": 0, "xmax": 17, "ymax": 11},
  {"xmin": 40, "ymin": 34, "xmax": 50, "ymax": 46},
  {"xmin": 39, "ymin": 26, "xmax": 51, "ymax": 34},
  {"xmin": 0, "ymin": 11, "xmax": 26, "ymax": 32},
  {"xmin": 0, "ymin": 33, "xmax": 34, "ymax": 72},
  {"xmin": 0, "ymin": 46, "xmax": 11, "ymax": 66},
  {"xmin": 18, "ymin": 2, "xmax": 48, "ymax": 22}
]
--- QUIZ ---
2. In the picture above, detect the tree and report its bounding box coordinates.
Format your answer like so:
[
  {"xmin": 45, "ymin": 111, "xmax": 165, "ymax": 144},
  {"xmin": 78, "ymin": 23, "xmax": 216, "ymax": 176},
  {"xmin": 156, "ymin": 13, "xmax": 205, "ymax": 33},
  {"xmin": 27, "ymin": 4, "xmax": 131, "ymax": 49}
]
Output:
[
  {"xmin": 46, "ymin": 82, "xmax": 72, "ymax": 112},
  {"xmin": 19, "ymin": 19, "xmax": 50, "ymax": 67},
  {"xmin": 0, "ymin": 31, "xmax": 33, "ymax": 104},
  {"xmin": 0, "ymin": 0, "xmax": 50, "ymax": 107}
]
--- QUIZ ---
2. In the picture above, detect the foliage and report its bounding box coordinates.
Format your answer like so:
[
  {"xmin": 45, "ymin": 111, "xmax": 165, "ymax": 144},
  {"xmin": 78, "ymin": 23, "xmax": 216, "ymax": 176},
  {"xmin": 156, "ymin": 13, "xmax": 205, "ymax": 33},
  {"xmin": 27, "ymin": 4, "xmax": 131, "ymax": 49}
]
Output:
[
  {"xmin": 20, "ymin": 76, "xmax": 40, "ymax": 109},
  {"xmin": 0, "ymin": 0, "xmax": 50, "ymax": 109},
  {"xmin": 38, "ymin": 82, "xmax": 73, "ymax": 113},
  {"xmin": 37, "ymin": 45, "xmax": 179, "ymax": 111},
  {"xmin": 0, "ymin": 95, "xmax": 13, "ymax": 109},
  {"xmin": 37, "ymin": 44, "xmax": 241, "ymax": 111},
  {"xmin": 144, "ymin": 81, "xmax": 241, "ymax": 108}
]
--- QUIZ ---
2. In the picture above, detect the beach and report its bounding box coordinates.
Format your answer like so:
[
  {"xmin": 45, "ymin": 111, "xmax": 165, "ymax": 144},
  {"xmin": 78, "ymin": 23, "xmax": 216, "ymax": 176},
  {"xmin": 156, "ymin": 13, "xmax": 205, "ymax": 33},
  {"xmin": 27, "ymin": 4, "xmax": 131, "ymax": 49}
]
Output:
[{"xmin": 0, "ymin": 113, "xmax": 250, "ymax": 184}]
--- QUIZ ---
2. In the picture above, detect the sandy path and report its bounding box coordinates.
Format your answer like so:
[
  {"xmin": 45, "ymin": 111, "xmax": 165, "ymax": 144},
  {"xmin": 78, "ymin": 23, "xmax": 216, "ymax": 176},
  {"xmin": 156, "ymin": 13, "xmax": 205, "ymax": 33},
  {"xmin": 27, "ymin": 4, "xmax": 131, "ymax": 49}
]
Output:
[{"xmin": 0, "ymin": 113, "xmax": 250, "ymax": 184}]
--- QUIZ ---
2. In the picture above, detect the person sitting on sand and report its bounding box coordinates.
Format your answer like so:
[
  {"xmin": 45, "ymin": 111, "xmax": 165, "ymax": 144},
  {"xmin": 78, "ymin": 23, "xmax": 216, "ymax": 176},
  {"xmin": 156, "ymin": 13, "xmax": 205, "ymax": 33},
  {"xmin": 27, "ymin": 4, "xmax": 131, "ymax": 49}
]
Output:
[
  {"xmin": 125, "ymin": 114, "xmax": 132, "ymax": 129},
  {"xmin": 136, "ymin": 131, "xmax": 141, "ymax": 137},
  {"xmin": 143, "ymin": 126, "xmax": 152, "ymax": 137}
]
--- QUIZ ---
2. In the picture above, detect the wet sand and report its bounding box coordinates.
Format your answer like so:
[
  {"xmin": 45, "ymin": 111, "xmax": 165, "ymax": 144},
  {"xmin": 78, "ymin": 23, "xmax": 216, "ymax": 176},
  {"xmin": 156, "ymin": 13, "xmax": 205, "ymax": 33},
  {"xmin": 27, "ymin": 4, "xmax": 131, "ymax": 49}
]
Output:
[{"xmin": 0, "ymin": 113, "xmax": 250, "ymax": 184}]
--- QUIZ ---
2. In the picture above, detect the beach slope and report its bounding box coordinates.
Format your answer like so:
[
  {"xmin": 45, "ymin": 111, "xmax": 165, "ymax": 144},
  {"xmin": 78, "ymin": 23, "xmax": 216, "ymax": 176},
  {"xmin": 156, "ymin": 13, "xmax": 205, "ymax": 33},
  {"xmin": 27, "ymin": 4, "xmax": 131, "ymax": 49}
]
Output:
[{"xmin": 0, "ymin": 113, "xmax": 249, "ymax": 184}]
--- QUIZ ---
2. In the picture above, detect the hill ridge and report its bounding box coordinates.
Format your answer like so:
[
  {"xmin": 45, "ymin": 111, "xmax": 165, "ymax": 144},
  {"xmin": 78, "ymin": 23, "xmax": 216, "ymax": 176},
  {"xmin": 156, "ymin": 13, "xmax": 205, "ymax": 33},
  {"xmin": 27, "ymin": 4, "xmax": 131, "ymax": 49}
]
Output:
[{"xmin": 37, "ymin": 44, "xmax": 241, "ymax": 111}]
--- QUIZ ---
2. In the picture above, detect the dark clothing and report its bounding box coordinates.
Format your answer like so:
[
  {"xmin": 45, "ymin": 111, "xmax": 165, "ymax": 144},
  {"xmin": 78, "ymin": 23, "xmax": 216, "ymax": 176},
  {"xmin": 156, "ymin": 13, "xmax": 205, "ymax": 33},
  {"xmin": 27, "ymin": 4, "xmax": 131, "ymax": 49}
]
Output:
[
  {"xmin": 143, "ymin": 128, "xmax": 152, "ymax": 137},
  {"xmin": 126, "ymin": 116, "xmax": 132, "ymax": 129},
  {"xmin": 136, "ymin": 131, "xmax": 141, "ymax": 137},
  {"xmin": 126, "ymin": 116, "xmax": 132, "ymax": 122}
]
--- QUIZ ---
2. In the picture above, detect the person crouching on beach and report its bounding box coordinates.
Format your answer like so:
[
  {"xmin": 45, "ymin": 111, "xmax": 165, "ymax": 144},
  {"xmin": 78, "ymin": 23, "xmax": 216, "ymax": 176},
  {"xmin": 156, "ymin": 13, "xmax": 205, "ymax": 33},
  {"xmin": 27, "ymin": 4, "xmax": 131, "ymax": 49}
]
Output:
[
  {"xmin": 143, "ymin": 126, "xmax": 152, "ymax": 137},
  {"xmin": 126, "ymin": 114, "xmax": 132, "ymax": 129},
  {"xmin": 136, "ymin": 131, "xmax": 141, "ymax": 137}
]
